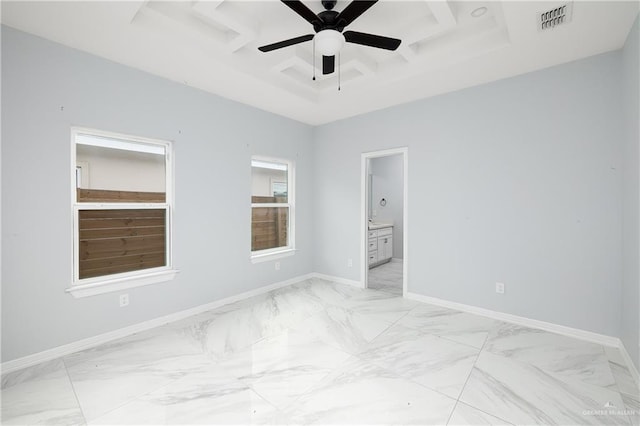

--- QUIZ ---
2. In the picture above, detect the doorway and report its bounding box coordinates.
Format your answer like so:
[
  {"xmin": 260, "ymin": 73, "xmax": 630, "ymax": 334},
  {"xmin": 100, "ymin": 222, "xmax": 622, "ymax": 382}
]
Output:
[{"xmin": 361, "ymin": 147, "xmax": 408, "ymax": 296}]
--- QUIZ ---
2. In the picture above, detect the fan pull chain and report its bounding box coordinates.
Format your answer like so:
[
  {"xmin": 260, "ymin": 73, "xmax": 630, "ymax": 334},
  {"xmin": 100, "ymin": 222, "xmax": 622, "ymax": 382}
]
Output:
[
  {"xmin": 312, "ymin": 38, "xmax": 316, "ymax": 81},
  {"xmin": 338, "ymin": 53, "xmax": 341, "ymax": 91}
]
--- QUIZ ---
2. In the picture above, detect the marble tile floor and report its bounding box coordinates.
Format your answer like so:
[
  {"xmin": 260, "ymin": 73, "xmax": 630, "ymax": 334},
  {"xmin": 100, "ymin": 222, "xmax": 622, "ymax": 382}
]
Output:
[
  {"xmin": 2, "ymin": 277, "xmax": 638, "ymax": 425},
  {"xmin": 367, "ymin": 261, "xmax": 403, "ymax": 296}
]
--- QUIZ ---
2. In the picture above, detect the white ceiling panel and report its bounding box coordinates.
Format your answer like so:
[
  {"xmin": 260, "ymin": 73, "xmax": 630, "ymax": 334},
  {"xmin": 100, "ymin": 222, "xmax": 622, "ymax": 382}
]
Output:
[{"xmin": 1, "ymin": 1, "xmax": 637, "ymax": 125}]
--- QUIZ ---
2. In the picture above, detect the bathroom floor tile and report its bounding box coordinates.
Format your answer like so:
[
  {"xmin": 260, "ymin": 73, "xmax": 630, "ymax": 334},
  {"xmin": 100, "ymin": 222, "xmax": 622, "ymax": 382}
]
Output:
[
  {"xmin": 447, "ymin": 402, "xmax": 513, "ymax": 425},
  {"xmin": 397, "ymin": 304, "xmax": 500, "ymax": 349},
  {"xmin": 358, "ymin": 324, "xmax": 479, "ymax": 399},
  {"xmin": 216, "ymin": 329, "xmax": 352, "ymax": 409},
  {"xmin": 460, "ymin": 351, "xmax": 629, "ymax": 425},
  {"xmin": 3, "ymin": 279, "xmax": 637, "ymax": 425},
  {"xmin": 282, "ymin": 357, "xmax": 457, "ymax": 425},
  {"xmin": 368, "ymin": 261, "xmax": 403, "ymax": 296},
  {"xmin": 1, "ymin": 359, "xmax": 85, "ymax": 425},
  {"xmin": 484, "ymin": 322, "xmax": 615, "ymax": 388},
  {"xmin": 622, "ymin": 393, "xmax": 639, "ymax": 425},
  {"xmin": 63, "ymin": 324, "xmax": 211, "ymax": 422},
  {"xmin": 289, "ymin": 305, "xmax": 394, "ymax": 354},
  {"xmin": 605, "ymin": 346, "xmax": 640, "ymax": 399},
  {"xmin": 293, "ymin": 278, "xmax": 417, "ymax": 323},
  {"xmin": 89, "ymin": 365, "xmax": 277, "ymax": 425}
]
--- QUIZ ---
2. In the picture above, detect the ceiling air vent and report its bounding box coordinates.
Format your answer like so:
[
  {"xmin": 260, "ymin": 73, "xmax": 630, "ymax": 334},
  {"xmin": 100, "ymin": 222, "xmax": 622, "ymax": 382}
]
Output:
[{"xmin": 538, "ymin": 3, "xmax": 573, "ymax": 31}]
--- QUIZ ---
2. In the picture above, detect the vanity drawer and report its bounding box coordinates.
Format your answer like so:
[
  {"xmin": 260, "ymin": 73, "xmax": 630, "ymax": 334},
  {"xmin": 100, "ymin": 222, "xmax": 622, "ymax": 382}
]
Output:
[
  {"xmin": 368, "ymin": 230, "xmax": 378, "ymax": 239},
  {"xmin": 368, "ymin": 238, "xmax": 378, "ymax": 251},
  {"xmin": 368, "ymin": 252, "xmax": 378, "ymax": 265},
  {"xmin": 377, "ymin": 227, "xmax": 393, "ymax": 237}
]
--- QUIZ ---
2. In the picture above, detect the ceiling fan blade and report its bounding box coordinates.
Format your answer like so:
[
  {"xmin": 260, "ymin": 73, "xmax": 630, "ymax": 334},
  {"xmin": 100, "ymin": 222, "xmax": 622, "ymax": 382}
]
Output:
[
  {"xmin": 281, "ymin": 0, "xmax": 320, "ymax": 26},
  {"xmin": 344, "ymin": 31, "xmax": 401, "ymax": 50},
  {"xmin": 322, "ymin": 55, "xmax": 335, "ymax": 75},
  {"xmin": 258, "ymin": 34, "xmax": 314, "ymax": 52},
  {"xmin": 336, "ymin": 1, "xmax": 377, "ymax": 27}
]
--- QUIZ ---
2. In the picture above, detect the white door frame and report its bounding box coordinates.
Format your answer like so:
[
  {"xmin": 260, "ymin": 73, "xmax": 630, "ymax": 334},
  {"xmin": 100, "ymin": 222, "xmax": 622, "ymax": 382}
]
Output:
[{"xmin": 360, "ymin": 147, "xmax": 408, "ymax": 296}]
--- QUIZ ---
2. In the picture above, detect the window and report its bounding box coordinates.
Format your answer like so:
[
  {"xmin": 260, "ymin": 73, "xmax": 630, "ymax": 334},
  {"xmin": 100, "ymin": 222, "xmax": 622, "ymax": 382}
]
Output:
[
  {"xmin": 251, "ymin": 157, "xmax": 295, "ymax": 261},
  {"xmin": 271, "ymin": 181, "xmax": 287, "ymax": 198},
  {"xmin": 68, "ymin": 128, "xmax": 177, "ymax": 297}
]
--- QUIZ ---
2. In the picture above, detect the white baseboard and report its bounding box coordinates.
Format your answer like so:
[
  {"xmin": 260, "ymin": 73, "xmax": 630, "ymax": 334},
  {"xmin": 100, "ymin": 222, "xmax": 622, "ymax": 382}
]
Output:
[
  {"xmin": 4, "ymin": 273, "xmax": 637, "ymax": 388},
  {"xmin": 405, "ymin": 292, "xmax": 620, "ymax": 348},
  {"xmin": 406, "ymin": 292, "xmax": 640, "ymax": 386},
  {"xmin": 618, "ymin": 341, "xmax": 640, "ymax": 386},
  {"xmin": 1, "ymin": 273, "xmax": 314, "ymax": 375},
  {"xmin": 391, "ymin": 258, "xmax": 403, "ymax": 264},
  {"xmin": 311, "ymin": 273, "xmax": 363, "ymax": 288}
]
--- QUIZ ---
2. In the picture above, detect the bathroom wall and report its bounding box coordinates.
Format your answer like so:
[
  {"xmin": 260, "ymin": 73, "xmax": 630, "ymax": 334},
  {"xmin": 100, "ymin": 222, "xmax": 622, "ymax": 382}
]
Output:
[
  {"xmin": 314, "ymin": 50, "xmax": 624, "ymax": 337},
  {"xmin": 621, "ymin": 15, "xmax": 639, "ymax": 370},
  {"xmin": 2, "ymin": 17, "xmax": 638, "ymax": 367},
  {"xmin": 1, "ymin": 26, "xmax": 314, "ymax": 362},
  {"xmin": 370, "ymin": 155, "xmax": 404, "ymax": 259}
]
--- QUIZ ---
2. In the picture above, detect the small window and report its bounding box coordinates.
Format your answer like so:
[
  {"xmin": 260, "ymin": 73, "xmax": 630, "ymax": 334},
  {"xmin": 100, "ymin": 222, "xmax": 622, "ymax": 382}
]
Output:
[
  {"xmin": 71, "ymin": 128, "xmax": 175, "ymax": 293},
  {"xmin": 251, "ymin": 157, "xmax": 295, "ymax": 259},
  {"xmin": 271, "ymin": 181, "xmax": 287, "ymax": 198}
]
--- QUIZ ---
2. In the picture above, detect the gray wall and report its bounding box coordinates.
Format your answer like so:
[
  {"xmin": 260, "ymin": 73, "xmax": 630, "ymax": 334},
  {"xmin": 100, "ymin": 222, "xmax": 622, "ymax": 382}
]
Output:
[
  {"xmin": 370, "ymin": 155, "xmax": 404, "ymax": 259},
  {"xmin": 1, "ymin": 26, "xmax": 314, "ymax": 362},
  {"xmin": 621, "ymin": 16, "xmax": 639, "ymax": 370},
  {"xmin": 314, "ymin": 51, "xmax": 624, "ymax": 337},
  {"xmin": 2, "ymin": 23, "xmax": 638, "ymax": 363}
]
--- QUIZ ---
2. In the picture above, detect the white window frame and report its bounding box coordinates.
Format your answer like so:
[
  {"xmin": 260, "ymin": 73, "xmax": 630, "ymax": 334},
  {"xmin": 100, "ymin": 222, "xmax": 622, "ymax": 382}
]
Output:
[
  {"xmin": 250, "ymin": 156, "xmax": 296, "ymax": 263},
  {"xmin": 67, "ymin": 127, "xmax": 178, "ymax": 298}
]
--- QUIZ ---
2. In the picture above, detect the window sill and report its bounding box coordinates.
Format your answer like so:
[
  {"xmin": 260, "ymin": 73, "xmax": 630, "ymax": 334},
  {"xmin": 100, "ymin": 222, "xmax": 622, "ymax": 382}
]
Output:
[
  {"xmin": 250, "ymin": 248, "xmax": 296, "ymax": 264},
  {"xmin": 66, "ymin": 269, "xmax": 180, "ymax": 298}
]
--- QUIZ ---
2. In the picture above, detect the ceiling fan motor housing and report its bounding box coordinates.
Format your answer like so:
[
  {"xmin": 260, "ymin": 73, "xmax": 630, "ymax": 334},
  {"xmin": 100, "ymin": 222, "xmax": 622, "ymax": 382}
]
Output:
[
  {"xmin": 316, "ymin": 10, "xmax": 345, "ymax": 32},
  {"xmin": 321, "ymin": 0, "xmax": 337, "ymax": 10},
  {"xmin": 258, "ymin": 1, "xmax": 402, "ymax": 74}
]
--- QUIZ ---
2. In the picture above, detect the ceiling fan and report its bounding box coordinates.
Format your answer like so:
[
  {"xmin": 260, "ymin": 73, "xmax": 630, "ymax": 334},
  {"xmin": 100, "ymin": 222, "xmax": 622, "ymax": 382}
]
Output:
[{"xmin": 258, "ymin": 0, "xmax": 401, "ymax": 75}]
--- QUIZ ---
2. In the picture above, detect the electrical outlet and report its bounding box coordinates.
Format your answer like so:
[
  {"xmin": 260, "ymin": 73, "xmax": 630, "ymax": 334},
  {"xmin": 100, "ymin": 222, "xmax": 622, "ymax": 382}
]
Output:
[
  {"xmin": 275, "ymin": 261, "xmax": 280, "ymax": 271},
  {"xmin": 119, "ymin": 293, "xmax": 129, "ymax": 307},
  {"xmin": 495, "ymin": 282, "xmax": 505, "ymax": 294},
  {"xmin": 348, "ymin": 258, "xmax": 353, "ymax": 267}
]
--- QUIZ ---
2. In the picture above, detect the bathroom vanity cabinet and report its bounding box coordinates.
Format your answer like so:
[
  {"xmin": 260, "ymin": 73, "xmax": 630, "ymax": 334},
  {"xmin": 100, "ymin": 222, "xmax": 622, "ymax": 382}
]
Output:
[{"xmin": 368, "ymin": 226, "xmax": 393, "ymax": 268}]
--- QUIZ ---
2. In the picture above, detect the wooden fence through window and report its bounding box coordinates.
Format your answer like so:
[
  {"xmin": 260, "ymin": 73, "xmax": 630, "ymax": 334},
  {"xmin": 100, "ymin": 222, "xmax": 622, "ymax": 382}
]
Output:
[
  {"xmin": 77, "ymin": 189, "xmax": 166, "ymax": 279},
  {"xmin": 251, "ymin": 196, "xmax": 288, "ymax": 251}
]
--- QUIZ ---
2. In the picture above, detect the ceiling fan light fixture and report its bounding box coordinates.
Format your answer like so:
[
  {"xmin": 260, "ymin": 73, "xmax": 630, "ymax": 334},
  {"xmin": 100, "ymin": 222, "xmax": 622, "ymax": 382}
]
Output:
[{"xmin": 315, "ymin": 29, "xmax": 345, "ymax": 56}]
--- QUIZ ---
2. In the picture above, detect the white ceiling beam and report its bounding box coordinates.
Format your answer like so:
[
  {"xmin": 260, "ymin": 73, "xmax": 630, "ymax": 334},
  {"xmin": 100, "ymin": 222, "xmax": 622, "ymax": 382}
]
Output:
[
  {"xmin": 426, "ymin": 0, "xmax": 457, "ymax": 29},
  {"xmin": 191, "ymin": 1, "xmax": 258, "ymax": 53}
]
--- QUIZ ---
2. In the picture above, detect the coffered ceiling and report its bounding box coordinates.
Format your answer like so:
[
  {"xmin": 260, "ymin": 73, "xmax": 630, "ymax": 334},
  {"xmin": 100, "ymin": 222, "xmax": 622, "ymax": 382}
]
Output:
[{"xmin": 1, "ymin": 1, "xmax": 638, "ymax": 125}]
